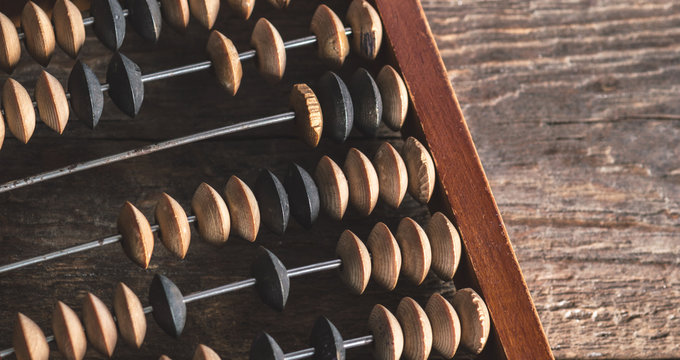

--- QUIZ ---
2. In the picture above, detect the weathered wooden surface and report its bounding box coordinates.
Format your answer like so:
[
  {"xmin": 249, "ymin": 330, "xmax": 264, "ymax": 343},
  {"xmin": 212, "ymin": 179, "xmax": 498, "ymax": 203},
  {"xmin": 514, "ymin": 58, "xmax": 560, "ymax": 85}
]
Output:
[{"xmin": 0, "ymin": 0, "xmax": 677, "ymax": 359}]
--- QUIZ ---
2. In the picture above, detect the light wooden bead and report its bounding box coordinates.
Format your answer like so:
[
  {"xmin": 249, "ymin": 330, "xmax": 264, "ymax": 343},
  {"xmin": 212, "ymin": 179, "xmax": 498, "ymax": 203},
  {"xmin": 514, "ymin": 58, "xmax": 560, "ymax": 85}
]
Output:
[
  {"xmin": 289, "ymin": 83, "xmax": 323, "ymax": 147},
  {"xmin": 377, "ymin": 65, "xmax": 408, "ymax": 131},
  {"xmin": 224, "ymin": 175, "xmax": 260, "ymax": 242},
  {"xmin": 368, "ymin": 304, "xmax": 403, "ymax": 360},
  {"xmin": 227, "ymin": 0, "xmax": 255, "ymax": 20},
  {"xmin": 0, "ymin": 113, "xmax": 5, "ymax": 150},
  {"xmin": 53, "ymin": 0, "xmax": 85, "ymax": 58},
  {"xmin": 251, "ymin": 18, "xmax": 286, "ymax": 83},
  {"xmin": 207, "ymin": 30, "xmax": 242, "ymax": 96},
  {"xmin": 155, "ymin": 193, "xmax": 191, "ymax": 259},
  {"xmin": 0, "ymin": 12, "xmax": 21, "ymax": 73},
  {"xmin": 452, "ymin": 288, "xmax": 491, "ymax": 355},
  {"xmin": 193, "ymin": 344, "xmax": 221, "ymax": 360},
  {"xmin": 161, "ymin": 0, "xmax": 190, "ymax": 31},
  {"xmin": 266, "ymin": 0, "xmax": 290, "ymax": 9},
  {"xmin": 117, "ymin": 201, "xmax": 155, "ymax": 269},
  {"xmin": 314, "ymin": 155, "xmax": 349, "ymax": 220},
  {"xmin": 310, "ymin": 5, "xmax": 349, "ymax": 69},
  {"xmin": 373, "ymin": 142, "xmax": 408, "ymax": 208},
  {"xmin": 113, "ymin": 282, "xmax": 146, "ymax": 348},
  {"xmin": 346, "ymin": 0, "xmax": 382, "ymax": 60},
  {"xmin": 188, "ymin": 0, "xmax": 220, "ymax": 29},
  {"xmin": 3, "ymin": 79, "xmax": 36, "ymax": 144},
  {"xmin": 344, "ymin": 147, "xmax": 379, "ymax": 216},
  {"xmin": 366, "ymin": 222, "xmax": 401, "ymax": 290},
  {"xmin": 13, "ymin": 313, "xmax": 49, "ymax": 360},
  {"xmin": 159, "ymin": 356, "xmax": 172, "ymax": 360},
  {"xmin": 82, "ymin": 293, "xmax": 118, "ymax": 358},
  {"xmin": 192, "ymin": 182, "xmax": 231, "ymax": 245},
  {"xmin": 425, "ymin": 293, "xmax": 461, "ymax": 358},
  {"xmin": 396, "ymin": 217, "xmax": 432, "ymax": 285},
  {"xmin": 21, "ymin": 2, "xmax": 56, "ymax": 66},
  {"xmin": 426, "ymin": 212, "xmax": 462, "ymax": 281},
  {"xmin": 402, "ymin": 137, "xmax": 436, "ymax": 204},
  {"xmin": 396, "ymin": 297, "xmax": 433, "ymax": 360},
  {"xmin": 336, "ymin": 230, "xmax": 371, "ymax": 294},
  {"xmin": 53, "ymin": 301, "xmax": 87, "ymax": 360},
  {"xmin": 35, "ymin": 70, "xmax": 69, "ymax": 134}
]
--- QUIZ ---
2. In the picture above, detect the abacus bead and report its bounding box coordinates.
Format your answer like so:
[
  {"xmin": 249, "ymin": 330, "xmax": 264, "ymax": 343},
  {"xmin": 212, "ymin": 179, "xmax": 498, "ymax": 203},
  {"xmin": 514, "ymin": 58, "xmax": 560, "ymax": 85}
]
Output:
[
  {"xmin": 344, "ymin": 147, "xmax": 379, "ymax": 216},
  {"xmin": 159, "ymin": 356, "xmax": 172, "ymax": 360},
  {"xmin": 368, "ymin": 305, "xmax": 403, "ymax": 360},
  {"xmin": 91, "ymin": 0, "xmax": 126, "ymax": 50},
  {"xmin": 117, "ymin": 201, "xmax": 155, "ymax": 268},
  {"xmin": 207, "ymin": 30, "xmax": 242, "ymax": 96},
  {"xmin": 310, "ymin": 317, "xmax": 344, "ymax": 360},
  {"xmin": 397, "ymin": 298, "xmax": 433, "ymax": 360},
  {"xmin": 189, "ymin": 0, "xmax": 220, "ymax": 29},
  {"xmin": 315, "ymin": 71, "xmax": 353, "ymax": 143},
  {"xmin": 346, "ymin": 0, "xmax": 383, "ymax": 60},
  {"xmin": 251, "ymin": 18, "xmax": 286, "ymax": 83},
  {"xmin": 402, "ymin": 137, "xmax": 436, "ymax": 204},
  {"xmin": 366, "ymin": 222, "xmax": 401, "ymax": 290},
  {"xmin": 113, "ymin": 282, "xmax": 147, "ymax": 348},
  {"xmin": 373, "ymin": 142, "xmax": 408, "ymax": 208},
  {"xmin": 396, "ymin": 217, "xmax": 431, "ymax": 285},
  {"xmin": 191, "ymin": 182, "xmax": 231, "ymax": 245},
  {"xmin": 251, "ymin": 246, "xmax": 290, "ymax": 311},
  {"xmin": 149, "ymin": 274, "xmax": 187, "ymax": 338},
  {"xmin": 310, "ymin": 5, "xmax": 349, "ymax": 69},
  {"xmin": 284, "ymin": 163, "xmax": 320, "ymax": 229},
  {"xmin": 13, "ymin": 313, "xmax": 49, "ymax": 360},
  {"xmin": 82, "ymin": 293, "xmax": 118, "ymax": 357},
  {"xmin": 377, "ymin": 65, "xmax": 408, "ymax": 131},
  {"xmin": 68, "ymin": 60, "xmax": 104, "ymax": 129},
  {"xmin": 160, "ymin": 0, "xmax": 190, "ymax": 32},
  {"xmin": 425, "ymin": 293, "xmax": 461, "ymax": 358},
  {"xmin": 349, "ymin": 68, "xmax": 382, "ymax": 137},
  {"xmin": 35, "ymin": 70, "xmax": 69, "ymax": 134},
  {"xmin": 0, "ymin": 113, "xmax": 5, "ymax": 150},
  {"xmin": 3, "ymin": 79, "xmax": 36, "ymax": 144},
  {"xmin": 129, "ymin": 0, "xmax": 163, "ymax": 43},
  {"xmin": 314, "ymin": 155, "xmax": 349, "ymax": 221},
  {"xmin": 155, "ymin": 193, "xmax": 191, "ymax": 259},
  {"xmin": 107, "ymin": 52, "xmax": 145, "ymax": 118},
  {"xmin": 250, "ymin": 332, "xmax": 284, "ymax": 360},
  {"xmin": 452, "ymin": 288, "xmax": 490, "ymax": 354},
  {"xmin": 289, "ymin": 83, "xmax": 322, "ymax": 147},
  {"xmin": 53, "ymin": 0, "xmax": 85, "ymax": 58},
  {"xmin": 426, "ymin": 213, "xmax": 462, "ymax": 281},
  {"xmin": 21, "ymin": 2, "xmax": 55, "ymax": 66},
  {"xmin": 227, "ymin": 0, "xmax": 255, "ymax": 20},
  {"xmin": 53, "ymin": 301, "xmax": 87, "ymax": 360},
  {"xmin": 266, "ymin": 0, "xmax": 290, "ymax": 9},
  {"xmin": 253, "ymin": 169, "xmax": 289, "ymax": 235},
  {"xmin": 224, "ymin": 175, "xmax": 261, "ymax": 242},
  {"xmin": 336, "ymin": 230, "xmax": 371, "ymax": 294},
  {"xmin": 193, "ymin": 344, "xmax": 221, "ymax": 360},
  {"xmin": 0, "ymin": 12, "xmax": 20, "ymax": 73}
]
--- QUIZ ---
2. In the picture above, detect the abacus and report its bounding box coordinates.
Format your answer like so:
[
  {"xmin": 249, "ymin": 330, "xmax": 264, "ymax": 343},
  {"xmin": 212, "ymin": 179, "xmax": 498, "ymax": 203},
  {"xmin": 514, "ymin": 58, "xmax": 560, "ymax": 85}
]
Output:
[{"xmin": 0, "ymin": 0, "xmax": 554, "ymax": 359}]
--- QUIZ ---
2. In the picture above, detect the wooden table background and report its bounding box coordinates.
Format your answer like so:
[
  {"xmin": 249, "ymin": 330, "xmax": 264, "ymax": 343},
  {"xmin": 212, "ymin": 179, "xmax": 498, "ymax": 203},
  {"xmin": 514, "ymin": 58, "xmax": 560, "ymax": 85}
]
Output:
[{"xmin": 0, "ymin": 0, "xmax": 678, "ymax": 359}]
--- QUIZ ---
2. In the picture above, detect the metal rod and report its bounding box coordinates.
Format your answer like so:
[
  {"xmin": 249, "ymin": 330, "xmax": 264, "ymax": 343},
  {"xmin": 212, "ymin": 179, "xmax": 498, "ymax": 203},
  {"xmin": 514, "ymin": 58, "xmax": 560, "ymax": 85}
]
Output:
[{"xmin": 283, "ymin": 335, "xmax": 374, "ymax": 360}]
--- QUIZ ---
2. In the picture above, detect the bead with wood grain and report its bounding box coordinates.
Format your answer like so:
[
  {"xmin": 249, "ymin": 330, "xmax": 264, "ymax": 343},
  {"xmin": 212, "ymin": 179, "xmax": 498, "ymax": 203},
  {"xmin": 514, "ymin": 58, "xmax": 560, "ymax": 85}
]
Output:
[
  {"xmin": 21, "ymin": 1, "xmax": 55, "ymax": 66},
  {"xmin": 452, "ymin": 288, "xmax": 490, "ymax": 354},
  {"xmin": 425, "ymin": 293, "xmax": 461, "ymax": 358},
  {"xmin": 310, "ymin": 5, "xmax": 350, "ymax": 69},
  {"xmin": 395, "ymin": 217, "xmax": 432, "ymax": 285},
  {"xmin": 193, "ymin": 344, "xmax": 221, "ymax": 360},
  {"xmin": 346, "ymin": 0, "xmax": 383, "ymax": 60},
  {"xmin": 117, "ymin": 201, "xmax": 155, "ymax": 269},
  {"xmin": 161, "ymin": 0, "xmax": 191, "ymax": 31},
  {"xmin": 336, "ymin": 230, "xmax": 371, "ymax": 294},
  {"xmin": 82, "ymin": 293, "xmax": 118, "ymax": 357},
  {"xmin": 290, "ymin": 83, "xmax": 323, "ymax": 147},
  {"xmin": 251, "ymin": 18, "xmax": 286, "ymax": 83},
  {"xmin": 34, "ymin": 70, "xmax": 69, "ymax": 134},
  {"xmin": 189, "ymin": 0, "xmax": 220, "ymax": 29},
  {"xmin": 207, "ymin": 30, "xmax": 243, "ymax": 96},
  {"xmin": 377, "ymin": 65, "xmax": 409, "ymax": 131},
  {"xmin": 3, "ymin": 79, "xmax": 36, "ymax": 144},
  {"xmin": 155, "ymin": 192, "xmax": 192, "ymax": 259},
  {"xmin": 402, "ymin": 137, "xmax": 436, "ymax": 204},
  {"xmin": 314, "ymin": 155, "xmax": 349, "ymax": 221},
  {"xmin": 373, "ymin": 141, "xmax": 408, "ymax": 208},
  {"xmin": 0, "ymin": 12, "xmax": 20, "ymax": 73},
  {"xmin": 13, "ymin": 313, "xmax": 48, "ymax": 360},
  {"xmin": 366, "ymin": 222, "xmax": 401, "ymax": 291},
  {"xmin": 192, "ymin": 182, "xmax": 231, "ymax": 245},
  {"xmin": 426, "ymin": 212, "xmax": 462, "ymax": 281},
  {"xmin": 224, "ymin": 175, "xmax": 261, "ymax": 242},
  {"xmin": 113, "ymin": 282, "xmax": 147, "ymax": 349},
  {"xmin": 52, "ymin": 0, "xmax": 85, "ymax": 58},
  {"xmin": 396, "ymin": 297, "xmax": 433, "ymax": 360},
  {"xmin": 52, "ymin": 301, "xmax": 87, "ymax": 360},
  {"xmin": 344, "ymin": 147, "xmax": 380, "ymax": 216},
  {"xmin": 368, "ymin": 304, "xmax": 403, "ymax": 360}
]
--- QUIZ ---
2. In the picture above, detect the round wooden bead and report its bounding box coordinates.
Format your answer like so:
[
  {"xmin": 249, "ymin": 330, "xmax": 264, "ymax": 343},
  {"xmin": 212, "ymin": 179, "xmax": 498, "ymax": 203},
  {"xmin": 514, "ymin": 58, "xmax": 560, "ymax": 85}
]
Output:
[
  {"xmin": 189, "ymin": 0, "xmax": 220, "ymax": 29},
  {"xmin": 35, "ymin": 70, "xmax": 69, "ymax": 134},
  {"xmin": 377, "ymin": 65, "xmax": 408, "ymax": 131},
  {"xmin": 315, "ymin": 71, "xmax": 353, "ymax": 143},
  {"xmin": 395, "ymin": 217, "xmax": 432, "ymax": 285},
  {"xmin": 83, "ymin": 293, "xmax": 118, "ymax": 357},
  {"xmin": 224, "ymin": 175, "xmax": 261, "ymax": 242},
  {"xmin": 254, "ymin": 169, "xmax": 289, "ymax": 236},
  {"xmin": 402, "ymin": 137, "xmax": 436, "ymax": 204},
  {"xmin": 207, "ymin": 30, "xmax": 243, "ymax": 96},
  {"xmin": 149, "ymin": 274, "xmax": 187, "ymax": 338},
  {"xmin": 192, "ymin": 182, "xmax": 231, "ymax": 245},
  {"xmin": 310, "ymin": 5, "xmax": 349, "ymax": 69},
  {"xmin": 310, "ymin": 316, "xmax": 344, "ymax": 360},
  {"xmin": 129, "ymin": 0, "xmax": 163, "ymax": 43},
  {"xmin": 227, "ymin": 0, "xmax": 255, "ymax": 20},
  {"xmin": 290, "ymin": 83, "xmax": 323, "ymax": 147},
  {"xmin": 343, "ymin": 147, "xmax": 379, "ymax": 216},
  {"xmin": 314, "ymin": 155, "xmax": 348, "ymax": 221},
  {"xmin": 91, "ymin": 0, "xmax": 126, "ymax": 50},
  {"xmin": 113, "ymin": 282, "xmax": 147, "ymax": 348},
  {"xmin": 251, "ymin": 18, "xmax": 286, "ymax": 83},
  {"xmin": 155, "ymin": 192, "xmax": 191, "ymax": 259},
  {"xmin": 349, "ymin": 68, "xmax": 382, "ymax": 136},
  {"xmin": 107, "ymin": 52, "xmax": 145, "ymax": 118},
  {"xmin": 53, "ymin": 301, "xmax": 87, "ymax": 360},
  {"xmin": 397, "ymin": 297, "xmax": 433, "ymax": 360},
  {"xmin": 0, "ymin": 12, "xmax": 20, "ymax": 73},
  {"xmin": 193, "ymin": 344, "xmax": 221, "ymax": 360},
  {"xmin": 21, "ymin": 1, "xmax": 55, "ymax": 66},
  {"xmin": 250, "ymin": 332, "xmax": 284, "ymax": 360},
  {"xmin": 426, "ymin": 212, "xmax": 462, "ymax": 281},
  {"xmin": 117, "ymin": 201, "xmax": 155, "ymax": 268},
  {"xmin": 346, "ymin": 0, "xmax": 383, "ymax": 60},
  {"xmin": 160, "ymin": 0, "xmax": 190, "ymax": 32},
  {"xmin": 452, "ymin": 288, "xmax": 490, "ymax": 354},
  {"xmin": 0, "ymin": 113, "xmax": 5, "ymax": 151},
  {"xmin": 159, "ymin": 356, "xmax": 172, "ymax": 360},
  {"xmin": 336, "ymin": 230, "xmax": 371, "ymax": 294},
  {"xmin": 425, "ymin": 293, "xmax": 461, "ymax": 358},
  {"xmin": 3, "ymin": 78, "xmax": 36, "ymax": 144},
  {"xmin": 13, "ymin": 313, "xmax": 49, "ymax": 360},
  {"xmin": 68, "ymin": 60, "xmax": 104, "ymax": 129},
  {"xmin": 252, "ymin": 246, "xmax": 290, "ymax": 311},
  {"xmin": 368, "ymin": 304, "xmax": 403, "ymax": 360},
  {"xmin": 284, "ymin": 163, "xmax": 320, "ymax": 229},
  {"xmin": 373, "ymin": 142, "xmax": 408, "ymax": 208},
  {"xmin": 266, "ymin": 0, "xmax": 290, "ymax": 9},
  {"xmin": 53, "ymin": 0, "xmax": 85, "ymax": 58},
  {"xmin": 366, "ymin": 222, "xmax": 401, "ymax": 290}
]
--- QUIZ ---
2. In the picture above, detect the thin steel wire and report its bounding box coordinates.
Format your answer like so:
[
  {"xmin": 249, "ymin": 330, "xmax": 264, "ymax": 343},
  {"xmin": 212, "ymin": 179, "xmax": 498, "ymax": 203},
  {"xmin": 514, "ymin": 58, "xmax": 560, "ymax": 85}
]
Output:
[{"xmin": 283, "ymin": 335, "xmax": 374, "ymax": 359}]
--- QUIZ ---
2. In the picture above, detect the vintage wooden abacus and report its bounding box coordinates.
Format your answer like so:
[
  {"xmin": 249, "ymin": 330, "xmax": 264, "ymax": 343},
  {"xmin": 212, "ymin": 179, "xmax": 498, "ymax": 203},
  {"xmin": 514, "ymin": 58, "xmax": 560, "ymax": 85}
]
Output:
[{"xmin": 0, "ymin": 0, "xmax": 554, "ymax": 359}]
